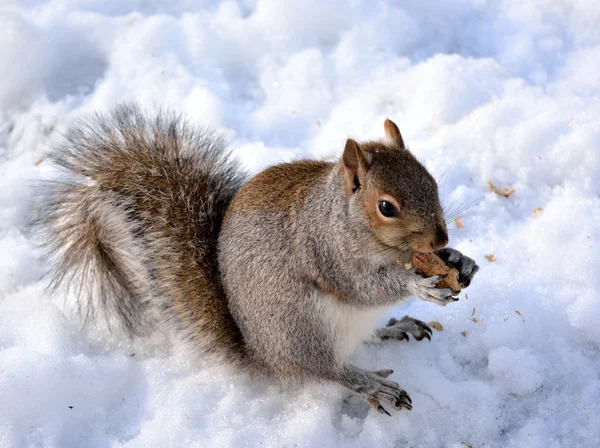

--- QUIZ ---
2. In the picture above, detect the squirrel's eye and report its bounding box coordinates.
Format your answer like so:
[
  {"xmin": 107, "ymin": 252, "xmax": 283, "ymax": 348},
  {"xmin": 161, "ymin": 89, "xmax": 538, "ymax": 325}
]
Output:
[{"xmin": 378, "ymin": 200, "xmax": 399, "ymax": 218}]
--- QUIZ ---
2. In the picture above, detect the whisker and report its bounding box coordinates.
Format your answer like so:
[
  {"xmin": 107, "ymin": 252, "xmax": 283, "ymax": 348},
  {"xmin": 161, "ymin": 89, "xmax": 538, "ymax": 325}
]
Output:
[
  {"xmin": 430, "ymin": 159, "xmax": 446, "ymax": 178},
  {"xmin": 447, "ymin": 210, "xmax": 480, "ymax": 224},
  {"xmin": 444, "ymin": 194, "xmax": 484, "ymax": 221},
  {"xmin": 444, "ymin": 190, "xmax": 483, "ymax": 212},
  {"xmin": 366, "ymin": 239, "xmax": 413, "ymax": 259},
  {"xmin": 445, "ymin": 202, "xmax": 482, "ymax": 222},
  {"xmin": 445, "ymin": 206, "xmax": 480, "ymax": 224},
  {"xmin": 442, "ymin": 189, "xmax": 466, "ymax": 219},
  {"xmin": 434, "ymin": 162, "xmax": 458, "ymax": 212}
]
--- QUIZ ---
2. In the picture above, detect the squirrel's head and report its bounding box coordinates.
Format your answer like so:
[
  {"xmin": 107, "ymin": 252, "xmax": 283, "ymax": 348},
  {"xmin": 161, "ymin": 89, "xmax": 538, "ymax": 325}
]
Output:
[{"xmin": 339, "ymin": 119, "xmax": 448, "ymax": 254}]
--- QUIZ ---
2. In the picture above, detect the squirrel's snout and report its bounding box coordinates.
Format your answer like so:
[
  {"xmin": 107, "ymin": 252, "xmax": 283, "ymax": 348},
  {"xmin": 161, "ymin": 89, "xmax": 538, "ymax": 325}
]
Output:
[
  {"xmin": 413, "ymin": 226, "xmax": 449, "ymax": 253},
  {"xmin": 431, "ymin": 226, "xmax": 449, "ymax": 250}
]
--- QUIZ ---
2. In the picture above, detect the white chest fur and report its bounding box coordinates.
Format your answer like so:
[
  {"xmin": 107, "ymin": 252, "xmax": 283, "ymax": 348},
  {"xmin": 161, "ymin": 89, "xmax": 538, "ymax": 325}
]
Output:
[{"xmin": 315, "ymin": 292, "xmax": 388, "ymax": 364}]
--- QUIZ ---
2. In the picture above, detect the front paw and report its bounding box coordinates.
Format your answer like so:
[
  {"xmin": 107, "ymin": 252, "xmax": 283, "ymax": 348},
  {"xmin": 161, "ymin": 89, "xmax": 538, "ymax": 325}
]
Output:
[
  {"xmin": 377, "ymin": 316, "xmax": 433, "ymax": 341},
  {"xmin": 434, "ymin": 248, "xmax": 479, "ymax": 288},
  {"xmin": 410, "ymin": 275, "xmax": 457, "ymax": 306}
]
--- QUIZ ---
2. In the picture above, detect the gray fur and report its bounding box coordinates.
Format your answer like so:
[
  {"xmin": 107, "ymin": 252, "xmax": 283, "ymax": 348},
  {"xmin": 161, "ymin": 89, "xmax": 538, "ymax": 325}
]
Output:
[
  {"xmin": 219, "ymin": 162, "xmax": 456, "ymax": 411},
  {"xmin": 34, "ymin": 106, "xmax": 479, "ymax": 414},
  {"xmin": 32, "ymin": 105, "xmax": 248, "ymax": 365}
]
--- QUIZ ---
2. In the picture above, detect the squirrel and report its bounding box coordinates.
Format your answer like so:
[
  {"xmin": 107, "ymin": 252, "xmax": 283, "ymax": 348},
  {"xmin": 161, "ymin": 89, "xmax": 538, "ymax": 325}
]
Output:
[{"xmin": 34, "ymin": 104, "xmax": 479, "ymax": 415}]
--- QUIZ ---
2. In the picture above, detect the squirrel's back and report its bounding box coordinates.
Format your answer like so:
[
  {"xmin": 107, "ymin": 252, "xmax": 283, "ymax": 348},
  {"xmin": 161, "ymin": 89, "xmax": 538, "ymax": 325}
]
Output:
[{"xmin": 34, "ymin": 105, "xmax": 247, "ymax": 364}]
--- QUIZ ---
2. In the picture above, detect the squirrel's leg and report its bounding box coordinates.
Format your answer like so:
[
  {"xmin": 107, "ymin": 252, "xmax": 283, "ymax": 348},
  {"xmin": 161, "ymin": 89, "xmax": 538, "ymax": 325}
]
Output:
[
  {"xmin": 372, "ymin": 316, "xmax": 432, "ymax": 342},
  {"xmin": 333, "ymin": 364, "xmax": 412, "ymax": 415}
]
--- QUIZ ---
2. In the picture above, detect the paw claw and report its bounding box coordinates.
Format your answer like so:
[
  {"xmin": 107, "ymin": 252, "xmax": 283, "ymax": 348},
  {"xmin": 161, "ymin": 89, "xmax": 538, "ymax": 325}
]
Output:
[
  {"xmin": 359, "ymin": 370, "xmax": 412, "ymax": 414},
  {"xmin": 397, "ymin": 391, "xmax": 412, "ymax": 410},
  {"xmin": 380, "ymin": 316, "xmax": 433, "ymax": 343},
  {"xmin": 378, "ymin": 405, "xmax": 392, "ymax": 416}
]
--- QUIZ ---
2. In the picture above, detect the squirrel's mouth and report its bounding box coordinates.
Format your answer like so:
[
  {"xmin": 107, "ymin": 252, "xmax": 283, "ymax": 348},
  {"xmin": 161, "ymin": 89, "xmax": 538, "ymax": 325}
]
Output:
[{"xmin": 409, "ymin": 244, "xmax": 438, "ymax": 254}]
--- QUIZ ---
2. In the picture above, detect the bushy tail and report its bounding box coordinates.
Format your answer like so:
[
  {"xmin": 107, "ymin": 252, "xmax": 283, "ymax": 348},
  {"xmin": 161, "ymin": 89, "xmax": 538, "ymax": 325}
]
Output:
[{"xmin": 33, "ymin": 105, "xmax": 247, "ymax": 364}]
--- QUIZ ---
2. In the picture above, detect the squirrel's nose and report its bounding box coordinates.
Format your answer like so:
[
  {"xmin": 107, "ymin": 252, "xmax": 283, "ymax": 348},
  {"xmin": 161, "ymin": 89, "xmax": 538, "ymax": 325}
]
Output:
[{"xmin": 431, "ymin": 227, "xmax": 449, "ymax": 250}]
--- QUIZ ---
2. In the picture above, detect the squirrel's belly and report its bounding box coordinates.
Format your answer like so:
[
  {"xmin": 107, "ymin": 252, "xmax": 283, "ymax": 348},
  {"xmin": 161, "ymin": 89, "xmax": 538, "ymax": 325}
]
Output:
[{"xmin": 315, "ymin": 292, "xmax": 388, "ymax": 364}]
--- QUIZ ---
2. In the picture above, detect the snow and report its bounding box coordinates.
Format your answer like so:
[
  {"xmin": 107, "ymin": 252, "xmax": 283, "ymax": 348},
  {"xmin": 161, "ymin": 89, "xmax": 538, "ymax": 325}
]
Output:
[{"xmin": 1, "ymin": 0, "xmax": 599, "ymax": 446}]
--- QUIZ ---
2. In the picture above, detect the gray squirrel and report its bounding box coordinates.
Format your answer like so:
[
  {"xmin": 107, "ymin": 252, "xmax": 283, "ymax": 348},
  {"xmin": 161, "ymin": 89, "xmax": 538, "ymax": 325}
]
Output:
[{"xmin": 35, "ymin": 105, "xmax": 478, "ymax": 415}]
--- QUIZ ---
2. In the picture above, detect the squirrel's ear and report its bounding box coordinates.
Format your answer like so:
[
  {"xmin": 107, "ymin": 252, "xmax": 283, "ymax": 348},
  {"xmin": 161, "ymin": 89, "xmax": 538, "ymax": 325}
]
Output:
[
  {"xmin": 384, "ymin": 118, "xmax": 405, "ymax": 149},
  {"xmin": 341, "ymin": 138, "xmax": 371, "ymax": 194}
]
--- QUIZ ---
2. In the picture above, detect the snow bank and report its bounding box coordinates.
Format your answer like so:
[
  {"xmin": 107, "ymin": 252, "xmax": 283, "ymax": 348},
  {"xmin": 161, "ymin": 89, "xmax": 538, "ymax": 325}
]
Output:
[{"xmin": 1, "ymin": 0, "xmax": 599, "ymax": 447}]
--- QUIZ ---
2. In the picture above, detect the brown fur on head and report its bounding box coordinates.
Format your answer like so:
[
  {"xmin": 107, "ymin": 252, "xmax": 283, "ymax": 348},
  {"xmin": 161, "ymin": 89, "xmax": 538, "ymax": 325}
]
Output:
[{"xmin": 340, "ymin": 119, "xmax": 448, "ymax": 253}]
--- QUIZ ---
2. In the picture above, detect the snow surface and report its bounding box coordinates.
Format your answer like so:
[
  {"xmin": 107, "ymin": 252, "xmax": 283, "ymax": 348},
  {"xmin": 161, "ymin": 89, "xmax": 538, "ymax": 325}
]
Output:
[{"xmin": 1, "ymin": 0, "xmax": 599, "ymax": 447}]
